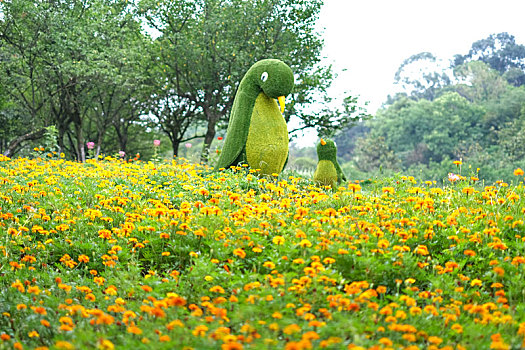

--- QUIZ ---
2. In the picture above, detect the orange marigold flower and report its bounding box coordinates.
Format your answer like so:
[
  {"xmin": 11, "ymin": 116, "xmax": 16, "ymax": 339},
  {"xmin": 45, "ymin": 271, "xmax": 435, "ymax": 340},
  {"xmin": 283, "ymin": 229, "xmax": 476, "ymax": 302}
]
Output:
[
  {"xmin": 192, "ymin": 325, "xmax": 208, "ymax": 337},
  {"xmin": 159, "ymin": 335, "xmax": 170, "ymax": 342},
  {"xmin": 209, "ymin": 285, "xmax": 225, "ymax": 294},
  {"xmin": 221, "ymin": 342, "xmax": 243, "ymax": 350},
  {"xmin": 451, "ymin": 323, "xmax": 463, "ymax": 333},
  {"xmin": 127, "ymin": 325, "xmax": 143, "ymax": 335},
  {"xmin": 283, "ymin": 324, "xmax": 301, "ymax": 335},
  {"xmin": 32, "ymin": 306, "xmax": 47, "ymax": 315},
  {"xmin": 55, "ymin": 341, "xmax": 74, "ymax": 350},
  {"xmin": 514, "ymin": 168, "xmax": 524, "ymax": 176},
  {"xmin": 141, "ymin": 285, "xmax": 153, "ymax": 292},
  {"xmin": 233, "ymin": 248, "xmax": 246, "ymax": 259},
  {"xmin": 464, "ymin": 250, "xmax": 476, "ymax": 257}
]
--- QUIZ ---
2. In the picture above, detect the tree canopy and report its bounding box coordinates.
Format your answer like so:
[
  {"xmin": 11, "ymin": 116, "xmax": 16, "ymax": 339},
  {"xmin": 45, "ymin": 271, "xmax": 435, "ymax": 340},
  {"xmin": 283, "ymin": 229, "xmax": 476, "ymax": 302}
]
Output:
[
  {"xmin": 0, "ymin": 0, "xmax": 362, "ymax": 161},
  {"xmin": 337, "ymin": 32, "xmax": 525, "ymax": 183}
]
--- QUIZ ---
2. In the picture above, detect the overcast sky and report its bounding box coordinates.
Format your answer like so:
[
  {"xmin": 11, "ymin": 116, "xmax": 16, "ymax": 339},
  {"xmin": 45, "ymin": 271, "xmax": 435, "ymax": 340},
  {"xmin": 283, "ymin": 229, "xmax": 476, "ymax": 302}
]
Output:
[{"xmin": 316, "ymin": 0, "xmax": 525, "ymax": 114}]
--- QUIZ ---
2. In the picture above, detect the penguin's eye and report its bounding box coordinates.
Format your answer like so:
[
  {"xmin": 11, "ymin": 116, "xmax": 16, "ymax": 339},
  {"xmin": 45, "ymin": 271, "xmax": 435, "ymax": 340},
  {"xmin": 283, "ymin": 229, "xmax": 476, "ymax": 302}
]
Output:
[{"xmin": 261, "ymin": 72, "xmax": 268, "ymax": 82}]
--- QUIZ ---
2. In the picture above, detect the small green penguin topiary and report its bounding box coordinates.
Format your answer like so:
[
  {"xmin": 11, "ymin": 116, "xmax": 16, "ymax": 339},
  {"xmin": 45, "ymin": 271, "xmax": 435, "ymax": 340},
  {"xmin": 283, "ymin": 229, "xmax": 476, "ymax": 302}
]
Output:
[
  {"xmin": 313, "ymin": 138, "xmax": 347, "ymax": 188},
  {"xmin": 215, "ymin": 59, "xmax": 294, "ymax": 176}
]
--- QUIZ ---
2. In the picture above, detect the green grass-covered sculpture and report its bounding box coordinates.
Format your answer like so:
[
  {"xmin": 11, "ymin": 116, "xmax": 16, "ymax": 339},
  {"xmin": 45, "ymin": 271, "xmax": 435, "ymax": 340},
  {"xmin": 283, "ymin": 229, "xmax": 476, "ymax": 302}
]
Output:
[
  {"xmin": 313, "ymin": 138, "xmax": 347, "ymax": 188},
  {"xmin": 215, "ymin": 59, "xmax": 294, "ymax": 175}
]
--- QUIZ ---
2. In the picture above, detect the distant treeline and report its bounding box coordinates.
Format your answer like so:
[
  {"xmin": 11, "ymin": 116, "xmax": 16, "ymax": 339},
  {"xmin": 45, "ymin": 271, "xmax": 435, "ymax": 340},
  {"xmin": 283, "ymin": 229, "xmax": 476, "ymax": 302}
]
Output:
[{"xmin": 329, "ymin": 32, "xmax": 525, "ymax": 183}]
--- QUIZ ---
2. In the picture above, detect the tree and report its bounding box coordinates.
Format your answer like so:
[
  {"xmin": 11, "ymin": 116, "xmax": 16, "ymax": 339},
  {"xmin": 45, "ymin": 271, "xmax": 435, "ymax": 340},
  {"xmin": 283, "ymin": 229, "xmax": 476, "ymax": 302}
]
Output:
[
  {"xmin": 453, "ymin": 32, "xmax": 525, "ymax": 86},
  {"xmin": 0, "ymin": 1, "xmax": 53, "ymax": 154},
  {"xmin": 353, "ymin": 135, "xmax": 398, "ymax": 173},
  {"xmin": 454, "ymin": 61, "xmax": 508, "ymax": 102},
  {"xmin": 392, "ymin": 52, "xmax": 451, "ymax": 101},
  {"xmin": 332, "ymin": 122, "xmax": 369, "ymax": 161},
  {"xmin": 139, "ymin": 0, "xmax": 363, "ymax": 162},
  {"xmin": 370, "ymin": 92, "xmax": 485, "ymax": 167}
]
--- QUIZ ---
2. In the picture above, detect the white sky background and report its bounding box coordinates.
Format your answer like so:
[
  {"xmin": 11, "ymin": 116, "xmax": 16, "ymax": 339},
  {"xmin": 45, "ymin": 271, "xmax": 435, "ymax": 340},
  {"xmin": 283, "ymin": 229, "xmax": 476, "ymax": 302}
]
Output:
[{"xmin": 293, "ymin": 0, "xmax": 525, "ymax": 147}]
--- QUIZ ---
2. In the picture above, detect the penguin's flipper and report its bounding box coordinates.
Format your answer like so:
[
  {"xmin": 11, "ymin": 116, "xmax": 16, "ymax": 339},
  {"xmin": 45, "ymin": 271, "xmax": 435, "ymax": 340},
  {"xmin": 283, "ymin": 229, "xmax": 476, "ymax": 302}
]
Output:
[{"xmin": 215, "ymin": 90, "xmax": 256, "ymax": 170}]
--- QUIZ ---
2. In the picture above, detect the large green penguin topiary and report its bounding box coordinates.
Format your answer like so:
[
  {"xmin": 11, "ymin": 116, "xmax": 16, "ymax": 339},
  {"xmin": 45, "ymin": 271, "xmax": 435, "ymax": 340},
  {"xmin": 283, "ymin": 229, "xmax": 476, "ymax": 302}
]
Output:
[
  {"xmin": 313, "ymin": 138, "xmax": 347, "ymax": 188},
  {"xmin": 215, "ymin": 59, "xmax": 294, "ymax": 175}
]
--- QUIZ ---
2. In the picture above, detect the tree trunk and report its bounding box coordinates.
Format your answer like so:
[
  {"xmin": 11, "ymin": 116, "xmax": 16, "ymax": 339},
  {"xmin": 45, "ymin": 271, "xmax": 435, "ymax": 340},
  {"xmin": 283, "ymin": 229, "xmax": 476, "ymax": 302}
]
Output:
[
  {"xmin": 172, "ymin": 139, "xmax": 180, "ymax": 157},
  {"xmin": 3, "ymin": 128, "xmax": 46, "ymax": 157},
  {"xmin": 201, "ymin": 112, "xmax": 218, "ymax": 164},
  {"xmin": 75, "ymin": 122, "xmax": 85, "ymax": 162}
]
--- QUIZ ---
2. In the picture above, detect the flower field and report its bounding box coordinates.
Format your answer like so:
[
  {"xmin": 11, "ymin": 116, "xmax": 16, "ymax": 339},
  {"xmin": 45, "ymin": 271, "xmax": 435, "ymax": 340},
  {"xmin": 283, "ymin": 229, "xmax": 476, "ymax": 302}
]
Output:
[{"xmin": 2, "ymin": 155, "xmax": 525, "ymax": 350}]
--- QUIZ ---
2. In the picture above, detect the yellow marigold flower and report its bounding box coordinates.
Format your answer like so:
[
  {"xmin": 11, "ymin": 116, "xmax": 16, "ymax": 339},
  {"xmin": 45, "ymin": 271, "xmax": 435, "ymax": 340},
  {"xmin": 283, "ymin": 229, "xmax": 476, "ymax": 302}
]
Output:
[
  {"xmin": 470, "ymin": 279, "xmax": 482, "ymax": 287},
  {"xmin": 514, "ymin": 168, "xmax": 524, "ymax": 176},
  {"xmin": 382, "ymin": 187, "xmax": 395, "ymax": 194},
  {"xmin": 97, "ymin": 339, "xmax": 114, "ymax": 350},
  {"xmin": 298, "ymin": 239, "xmax": 312, "ymax": 248},
  {"xmin": 105, "ymin": 286, "xmax": 118, "ymax": 295},
  {"xmin": 272, "ymin": 236, "xmax": 285, "ymax": 245}
]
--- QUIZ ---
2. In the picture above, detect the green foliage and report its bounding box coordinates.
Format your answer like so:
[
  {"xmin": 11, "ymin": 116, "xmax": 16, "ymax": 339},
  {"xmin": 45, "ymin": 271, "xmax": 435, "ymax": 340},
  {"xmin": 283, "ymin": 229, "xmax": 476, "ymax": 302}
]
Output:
[
  {"xmin": 453, "ymin": 32, "xmax": 525, "ymax": 86},
  {"xmin": 139, "ymin": 0, "xmax": 360, "ymax": 160},
  {"xmin": 349, "ymin": 35, "xmax": 525, "ymax": 184},
  {"xmin": 0, "ymin": 0, "xmax": 152, "ymax": 160},
  {"xmin": 352, "ymin": 135, "xmax": 399, "ymax": 173}
]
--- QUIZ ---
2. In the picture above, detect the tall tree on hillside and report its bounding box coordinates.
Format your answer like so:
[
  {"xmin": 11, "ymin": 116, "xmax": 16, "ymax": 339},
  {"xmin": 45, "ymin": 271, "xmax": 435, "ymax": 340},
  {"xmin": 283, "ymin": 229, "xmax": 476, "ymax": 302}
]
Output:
[
  {"xmin": 139, "ymin": 0, "xmax": 364, "ymax": 162},
  {"xmin": 454, "ymin": 61, "xmax": 508, "ymax": 103},
  {"xmin": 453, "ymin": 32, "xmax": 525, "ymax": 86},
  {"xmin": 392, "ymin": 52, "xmax": 451, "ymax": 101}
]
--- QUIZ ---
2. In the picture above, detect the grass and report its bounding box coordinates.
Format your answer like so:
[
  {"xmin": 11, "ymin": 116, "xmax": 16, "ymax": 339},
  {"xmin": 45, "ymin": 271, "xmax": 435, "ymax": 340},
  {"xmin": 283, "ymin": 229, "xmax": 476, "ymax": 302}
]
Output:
[{"xmin": 1, "ymin": 154, "xmax": 525, "ymax": 349}]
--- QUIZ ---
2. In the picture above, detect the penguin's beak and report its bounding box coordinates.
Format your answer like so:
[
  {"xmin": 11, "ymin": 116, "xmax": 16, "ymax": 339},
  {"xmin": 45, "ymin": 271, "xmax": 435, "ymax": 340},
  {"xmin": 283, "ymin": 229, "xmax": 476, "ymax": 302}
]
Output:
[{"xmin": 277, "ymin": 96, "xmax": 285, "ymax": 114}]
